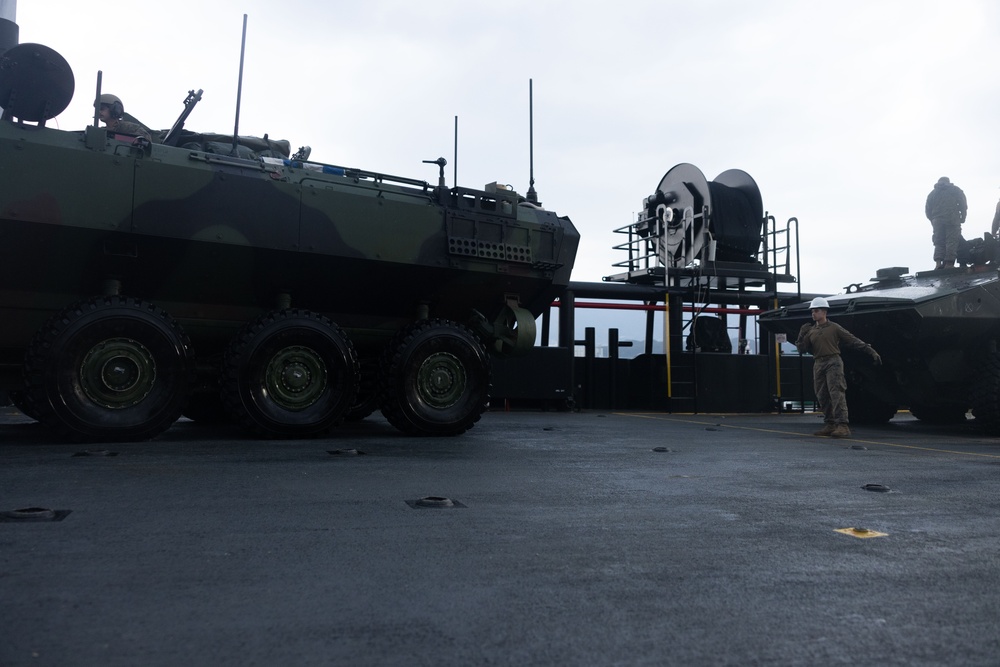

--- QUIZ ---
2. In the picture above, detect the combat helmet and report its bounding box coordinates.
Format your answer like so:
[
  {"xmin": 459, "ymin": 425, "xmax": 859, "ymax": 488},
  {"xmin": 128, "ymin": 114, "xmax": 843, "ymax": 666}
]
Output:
[{"xmin": 98, "ymin": 93, "xmax": 124, "ymax": 119}]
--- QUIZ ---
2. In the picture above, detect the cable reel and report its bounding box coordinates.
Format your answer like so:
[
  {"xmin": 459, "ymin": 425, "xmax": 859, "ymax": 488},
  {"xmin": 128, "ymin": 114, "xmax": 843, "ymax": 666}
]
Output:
[{"xmin": 641, "ymin": 163, "xmax": 764, "ymax": 269}]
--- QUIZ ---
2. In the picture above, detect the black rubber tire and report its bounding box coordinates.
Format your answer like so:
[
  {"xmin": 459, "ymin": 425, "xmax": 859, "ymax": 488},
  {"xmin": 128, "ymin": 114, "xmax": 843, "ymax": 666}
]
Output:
[
  {"xmin": 909, "ymin": 404, "xmax": 969, "ymax": 425},
  {"xmin": 222, "ymin": 309, "xmax": 359, "ymax": 438},
  {"xmin": 378, "ymin": 319, "xmax": 491, "ymax": 436},
  {"xmin": 23, "ymin": 296, "xmax": 193, "ymax": 442},
  {"xmin": 845, "ymin": 369, "xmax": 897, "ymax": 425},
  {"xmin": 971, "ymin": 352, "xmax": 1000, "ymax": 434},
  {"xmin": 345, "ymin": 356, "xmax": 379, "ymax": 421}
]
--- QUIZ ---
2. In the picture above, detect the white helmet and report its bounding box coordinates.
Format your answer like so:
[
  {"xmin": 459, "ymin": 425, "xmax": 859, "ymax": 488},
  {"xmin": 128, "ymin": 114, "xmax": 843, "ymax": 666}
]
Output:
[{"xmin": 809, "ymin": 297, "xmax": 830, "ymax": 309}]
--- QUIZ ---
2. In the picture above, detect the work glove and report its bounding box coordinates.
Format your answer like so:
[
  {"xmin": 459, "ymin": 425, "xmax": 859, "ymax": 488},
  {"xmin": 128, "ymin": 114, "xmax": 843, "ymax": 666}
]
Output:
[
  {"xmin": 795, "ymin": 322, "xmax": 814, "ymax": 346},
  {"xmin": 869, "ymin": 348, "xmax": 882, "ymax": 365}
]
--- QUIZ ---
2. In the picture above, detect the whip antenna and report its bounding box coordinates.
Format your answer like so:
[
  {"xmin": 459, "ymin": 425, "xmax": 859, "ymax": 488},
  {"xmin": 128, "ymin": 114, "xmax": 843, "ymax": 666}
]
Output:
[
  {"xmin": 454, "ymin": 115, "xmax": 458, "ymax": 187},
  {"xmin": 231, "ymin": 14, "xmax": 247, "ymax": 157},
  {"xmin": 526, "ymin": 79, "xmax": 539, "ymax": 205}
]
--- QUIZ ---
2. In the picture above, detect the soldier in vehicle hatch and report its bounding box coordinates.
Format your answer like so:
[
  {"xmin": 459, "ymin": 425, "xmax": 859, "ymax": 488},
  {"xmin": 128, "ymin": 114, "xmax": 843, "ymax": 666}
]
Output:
[
  {"xmin": 96, "ymin": 93, "xmax": 151, "ymax": 144},
  {"xmin": 796, "ymin": 297, "xmax": 882, "ymax": 439},
  {"xmin": 925, "ymin": 176, "xmax": 967, "ymax": 270}
]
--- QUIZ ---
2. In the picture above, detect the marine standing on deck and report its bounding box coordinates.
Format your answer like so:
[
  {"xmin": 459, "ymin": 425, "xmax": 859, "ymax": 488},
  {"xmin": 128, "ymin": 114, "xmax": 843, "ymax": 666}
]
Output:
[
  {"xmin": 991, "ymin": 194, "xmax": 1000, "ymax": 238},
  {"xmin": 795, "ymin": 297, "xmax": 882, "ymax": 438},
  {"xmin": 96, "ymin": 93, "xmax": 151, "ymax": 143},
  {"xmin": 925, "ymin": 176, "xmax": 967, "ymax": 270}
]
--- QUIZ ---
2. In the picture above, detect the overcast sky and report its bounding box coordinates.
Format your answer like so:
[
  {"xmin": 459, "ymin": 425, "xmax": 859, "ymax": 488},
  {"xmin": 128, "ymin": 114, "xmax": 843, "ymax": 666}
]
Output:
[{"xmin": 14, "ymin": 0, "xmax": 1000, "ymax": 298}]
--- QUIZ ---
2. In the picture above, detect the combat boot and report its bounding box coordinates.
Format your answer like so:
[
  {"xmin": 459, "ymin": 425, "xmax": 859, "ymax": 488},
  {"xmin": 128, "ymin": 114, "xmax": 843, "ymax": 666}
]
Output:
[
  {"xmin": 830, "ymin": 423, "xmax": 852, "ymax": 438},
  {"xmin": 813, "ymin": 423, "xmax": 836, "ymax": 437}
]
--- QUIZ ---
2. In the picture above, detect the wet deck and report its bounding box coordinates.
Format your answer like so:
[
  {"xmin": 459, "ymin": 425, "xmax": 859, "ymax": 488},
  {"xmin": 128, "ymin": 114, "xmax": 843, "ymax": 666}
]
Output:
[{"xmin": 2, "ymin": 407, "xmax": 999, "ymax": 666}]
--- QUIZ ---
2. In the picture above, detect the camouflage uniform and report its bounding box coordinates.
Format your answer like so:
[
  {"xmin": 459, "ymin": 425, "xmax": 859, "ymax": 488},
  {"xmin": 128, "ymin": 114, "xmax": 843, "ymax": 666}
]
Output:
[
  {"xmin": 796, "ymin": 321, "xmax": 878, "ymax": 428},
  {"xmin": 106, "ymin": 118, "xmax": 151, "ymax": 143},
  {"xmin": 925, "ymin": 177, "xmax": 967, "ymax": 265}
]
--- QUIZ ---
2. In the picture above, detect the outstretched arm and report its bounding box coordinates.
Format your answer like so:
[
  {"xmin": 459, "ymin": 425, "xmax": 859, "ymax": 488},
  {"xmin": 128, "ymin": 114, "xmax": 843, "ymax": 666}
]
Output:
[{"xmin": 836, "ymin": 325, "xmax": 880, "ymax": 363}]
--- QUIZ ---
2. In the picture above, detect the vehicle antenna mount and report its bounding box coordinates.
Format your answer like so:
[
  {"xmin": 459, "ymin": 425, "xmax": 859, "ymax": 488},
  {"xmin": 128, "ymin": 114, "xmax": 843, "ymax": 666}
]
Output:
[{"xmin": 423, "ymin": 157, "xmax": 447, "ymax": 189}]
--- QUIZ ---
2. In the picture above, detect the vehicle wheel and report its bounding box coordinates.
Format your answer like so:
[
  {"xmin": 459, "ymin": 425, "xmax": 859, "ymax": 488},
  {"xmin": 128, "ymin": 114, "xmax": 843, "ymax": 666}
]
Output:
[
  {"xmin": 845, "ymin": 370, "xmax": 896, "ymax": 424},
  {"xmin": 23, "ymin": 296, "xmax": 193, "ymax": 441},
  {"xmin": 971, "ymin": 352, "xmax": 1000, "ymax": 434},
  {"xmin": 379, "ymin": 319, "xmax": 490, "ymax": 436},
  {"xmin": 346, "ymin": 356, "xmax": 379, "ymax": 421},
  {"xmin": 908, "ymin": 404, "xmax": 969, "ymax": 424},
  {"xmin": 222, "ymin": 309, "xmax": 359, "ymax": 438}
]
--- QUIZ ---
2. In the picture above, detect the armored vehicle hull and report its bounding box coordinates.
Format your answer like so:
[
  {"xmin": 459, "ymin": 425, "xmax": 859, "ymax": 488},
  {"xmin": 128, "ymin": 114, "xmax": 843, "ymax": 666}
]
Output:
[
  {"xmin": 760, "ymin": 266, "xmax": 1000, "ymax": 431},
  {"xmin": 0, "ymin": 71, "xmax": 578, "ymax": 441}
]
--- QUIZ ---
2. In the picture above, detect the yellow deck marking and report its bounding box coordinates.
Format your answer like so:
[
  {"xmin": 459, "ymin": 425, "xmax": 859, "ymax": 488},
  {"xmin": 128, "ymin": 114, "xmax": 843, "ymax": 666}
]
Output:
[
  {"xmin": 616, "ymin": 413, "xmax": 1000, "ymax": 460},
  {"xmin": 834, "ymin": 527, "xmax": 888, "ymax": 539}
]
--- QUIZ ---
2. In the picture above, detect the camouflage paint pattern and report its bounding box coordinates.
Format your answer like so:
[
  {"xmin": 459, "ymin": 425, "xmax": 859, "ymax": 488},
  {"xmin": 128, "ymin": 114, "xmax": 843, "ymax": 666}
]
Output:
[{"xmin": 0, "ymin": 119, "xmax": 579, "ymax": 386}]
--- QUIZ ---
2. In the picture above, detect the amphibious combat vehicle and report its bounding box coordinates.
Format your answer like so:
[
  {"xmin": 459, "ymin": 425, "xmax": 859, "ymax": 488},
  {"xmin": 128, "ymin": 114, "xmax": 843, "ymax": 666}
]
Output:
[
  {"xmin": 0, "ymin": 43, "xmax": 579, "ymax": 441},
  {"xmin": 760, "ymin": 244, "xmax": 1000, "ymax": 432}
]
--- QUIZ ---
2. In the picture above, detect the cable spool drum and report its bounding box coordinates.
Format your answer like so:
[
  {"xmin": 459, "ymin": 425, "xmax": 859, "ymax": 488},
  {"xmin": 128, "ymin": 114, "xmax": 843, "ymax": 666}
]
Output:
[
  {"xmin": 644, "ymin": 164, "xmax": 764, "ymax": 268},
  {"xmin": 644, "ymin": 163, "xmax": 711, "ymax": 268},
  {"xmin": 710, "ymin": 169, "xmax": 764, "ymax": 263}
]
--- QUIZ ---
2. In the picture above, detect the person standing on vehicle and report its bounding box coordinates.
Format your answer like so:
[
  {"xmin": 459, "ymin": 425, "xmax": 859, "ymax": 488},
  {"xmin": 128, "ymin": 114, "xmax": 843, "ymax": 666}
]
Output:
[
  {"xmin": 991, "ymin": 192, "xmax": 1000, "ymax": 238},
  {"xmin": 795, "ymin": 297, "xmax": 882, "ymax": 438},
  {"xmin": 925, "ymin": 176, "xmax": 967, "ymax": 270}
]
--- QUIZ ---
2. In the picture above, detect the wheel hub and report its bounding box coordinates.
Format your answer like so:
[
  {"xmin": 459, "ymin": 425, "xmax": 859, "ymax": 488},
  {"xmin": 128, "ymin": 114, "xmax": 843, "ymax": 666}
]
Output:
[
  {"xmin": 416, "ymin": 351, "xmax": 466, "ymax": 409},
  {"xmin": 265, "ymin": 345, "xmax": 327, "ymax": 411},
  {"xmin": 80, "ymin": 337, "xmax": 156, "ymax": 409}
]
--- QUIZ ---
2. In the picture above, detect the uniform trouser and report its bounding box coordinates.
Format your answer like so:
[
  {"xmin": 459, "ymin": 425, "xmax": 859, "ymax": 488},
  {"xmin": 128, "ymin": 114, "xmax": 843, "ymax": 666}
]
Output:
[
  {"xmin": 931, "ymin": 217, "xmax": 962, "ymax": 263},
  {"xmin": 813, "ymin": 354, "xmax": 848, "ymax": 425}
]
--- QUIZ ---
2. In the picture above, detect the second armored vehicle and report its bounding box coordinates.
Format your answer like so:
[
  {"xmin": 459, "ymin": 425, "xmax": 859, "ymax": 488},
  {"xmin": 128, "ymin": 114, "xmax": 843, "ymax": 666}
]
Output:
[{"xmin": 761, "ymin": 258, "xmax": 1000, "ymax": 432}]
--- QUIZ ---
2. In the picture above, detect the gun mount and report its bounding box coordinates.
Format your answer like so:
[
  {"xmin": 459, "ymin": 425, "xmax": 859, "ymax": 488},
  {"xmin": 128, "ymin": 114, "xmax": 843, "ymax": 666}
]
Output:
[
  {"xmin": 161, "ymin": 88, "xmax": 203, "ymax": 147},
  {"xmin": 0, "ymin": 45, "xmax": 580, "ymax": 442}
]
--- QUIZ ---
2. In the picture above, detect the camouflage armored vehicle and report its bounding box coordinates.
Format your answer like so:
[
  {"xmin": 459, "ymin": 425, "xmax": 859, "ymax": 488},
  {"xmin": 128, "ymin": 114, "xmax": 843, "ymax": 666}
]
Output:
[
  {"xmin": 0, "ymin": 43, "xmax": 579, "ymax": 441},
  {"xmin": 760, "ymin": 249, "xmax": 1000, "ymax": 433}
]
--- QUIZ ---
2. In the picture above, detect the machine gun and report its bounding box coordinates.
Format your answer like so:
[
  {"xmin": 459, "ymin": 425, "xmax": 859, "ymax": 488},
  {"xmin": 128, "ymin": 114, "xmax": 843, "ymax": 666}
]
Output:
[{"xmin": 161, "ymin": 88, "xmax": 203, "ymax": 146}]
